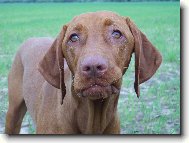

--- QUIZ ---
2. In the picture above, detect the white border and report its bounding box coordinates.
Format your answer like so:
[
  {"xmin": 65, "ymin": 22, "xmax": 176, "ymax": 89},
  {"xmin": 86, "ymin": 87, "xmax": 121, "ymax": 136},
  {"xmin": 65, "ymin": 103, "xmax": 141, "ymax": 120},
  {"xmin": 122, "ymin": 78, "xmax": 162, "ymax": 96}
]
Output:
[{"xmin": 0, "ymin": 1, "xmax": 187, "ymax": 143}]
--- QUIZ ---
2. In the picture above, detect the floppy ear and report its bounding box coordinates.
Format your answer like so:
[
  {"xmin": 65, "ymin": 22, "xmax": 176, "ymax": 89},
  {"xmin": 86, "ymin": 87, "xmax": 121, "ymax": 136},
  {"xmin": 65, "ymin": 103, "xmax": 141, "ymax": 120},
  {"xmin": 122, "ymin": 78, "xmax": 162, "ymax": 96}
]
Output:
[
  {"xmin": 126, "ymin": 18, "xmax": 162, "ymax": 98},
  {"xmin": 38, "ymin": 26, "xmax": 67, "ymax": 105}
]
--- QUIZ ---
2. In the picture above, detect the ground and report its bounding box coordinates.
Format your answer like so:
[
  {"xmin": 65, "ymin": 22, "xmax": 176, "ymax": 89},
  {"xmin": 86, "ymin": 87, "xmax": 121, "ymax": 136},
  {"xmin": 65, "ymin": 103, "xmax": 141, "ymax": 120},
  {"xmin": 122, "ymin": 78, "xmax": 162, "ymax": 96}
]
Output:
[{"xmin": 0, "ymin": 2, "xmax": 180, "ymax": 134}]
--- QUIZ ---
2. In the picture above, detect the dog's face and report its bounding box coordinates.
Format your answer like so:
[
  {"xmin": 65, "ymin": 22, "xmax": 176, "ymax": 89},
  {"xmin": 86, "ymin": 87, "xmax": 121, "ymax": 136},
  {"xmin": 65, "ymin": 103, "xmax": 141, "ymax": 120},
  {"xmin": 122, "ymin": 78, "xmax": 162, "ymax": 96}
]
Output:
[
  {"xmin": 62, "ymin": 12, "xmax": 134, "ymax": 100},
  {"xmin": 38, "ymin": 11, "xmax": 162, "ymax": 104}
]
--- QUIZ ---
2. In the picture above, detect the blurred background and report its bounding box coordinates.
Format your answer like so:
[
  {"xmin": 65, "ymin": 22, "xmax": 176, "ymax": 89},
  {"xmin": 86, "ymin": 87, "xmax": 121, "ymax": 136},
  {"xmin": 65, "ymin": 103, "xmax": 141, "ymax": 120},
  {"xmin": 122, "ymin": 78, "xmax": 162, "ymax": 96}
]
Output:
[{"xmin": 0, "ymin": 0, "xmax": 180, "ymax": 134}]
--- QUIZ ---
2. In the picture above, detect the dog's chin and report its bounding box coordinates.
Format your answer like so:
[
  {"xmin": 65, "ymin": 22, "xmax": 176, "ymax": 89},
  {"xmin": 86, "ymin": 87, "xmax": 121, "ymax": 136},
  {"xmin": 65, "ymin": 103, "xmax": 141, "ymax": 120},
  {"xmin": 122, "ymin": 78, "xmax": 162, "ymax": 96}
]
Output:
[{"xmin": 77, "ymin": 85, "xmax": 119, "ymax": 100}]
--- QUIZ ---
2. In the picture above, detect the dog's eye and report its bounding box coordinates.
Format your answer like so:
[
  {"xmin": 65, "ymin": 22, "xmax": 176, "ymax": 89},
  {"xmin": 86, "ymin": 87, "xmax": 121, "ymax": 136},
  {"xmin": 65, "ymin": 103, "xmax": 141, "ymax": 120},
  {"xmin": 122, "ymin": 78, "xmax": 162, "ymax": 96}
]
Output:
[
  {"xmin": 69, "ymin": 33, "xmax": 79, "ymax": 42},
  {"xmin": 112, "ymin": 30, "xmax": 122, "ymax": 39}
]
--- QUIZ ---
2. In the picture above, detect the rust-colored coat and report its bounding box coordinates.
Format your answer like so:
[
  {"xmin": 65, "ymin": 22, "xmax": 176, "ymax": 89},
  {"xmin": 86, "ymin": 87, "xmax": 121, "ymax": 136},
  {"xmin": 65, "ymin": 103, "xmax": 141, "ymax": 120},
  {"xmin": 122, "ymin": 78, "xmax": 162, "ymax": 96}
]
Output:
[{"xmin": 5, "ymin": 11, "xmax": 162, "ymax": 134}]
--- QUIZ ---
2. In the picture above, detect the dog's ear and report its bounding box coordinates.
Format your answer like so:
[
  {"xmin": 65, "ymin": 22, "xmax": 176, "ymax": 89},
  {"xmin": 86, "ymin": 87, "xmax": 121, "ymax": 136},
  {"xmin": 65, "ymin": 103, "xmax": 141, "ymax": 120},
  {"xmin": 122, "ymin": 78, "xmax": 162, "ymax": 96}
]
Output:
[
  {"xmin": 126, "ymin": 18, "xmax": 162, "ymax": 98},
  {"xmin": 38, "ymin": 26, "xmax": 67, "ymax": 105}
]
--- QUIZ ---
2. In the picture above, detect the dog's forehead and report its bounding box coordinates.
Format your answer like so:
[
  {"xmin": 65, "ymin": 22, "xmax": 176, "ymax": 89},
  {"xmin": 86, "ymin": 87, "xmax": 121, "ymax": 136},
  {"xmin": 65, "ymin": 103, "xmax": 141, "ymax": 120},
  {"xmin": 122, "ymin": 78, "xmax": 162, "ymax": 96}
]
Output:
[{"xmin": 68, "ymin": 11, "xmax": 126, "ymax": 29}]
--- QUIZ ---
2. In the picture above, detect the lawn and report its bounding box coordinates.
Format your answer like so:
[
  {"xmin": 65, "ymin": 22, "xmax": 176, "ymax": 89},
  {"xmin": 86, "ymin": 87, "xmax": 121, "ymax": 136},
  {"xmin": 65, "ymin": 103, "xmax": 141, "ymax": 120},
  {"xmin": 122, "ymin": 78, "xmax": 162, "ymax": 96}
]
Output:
[{"xmin": 0, "ymin": 2, "xmax": 180, "ymax": 134}]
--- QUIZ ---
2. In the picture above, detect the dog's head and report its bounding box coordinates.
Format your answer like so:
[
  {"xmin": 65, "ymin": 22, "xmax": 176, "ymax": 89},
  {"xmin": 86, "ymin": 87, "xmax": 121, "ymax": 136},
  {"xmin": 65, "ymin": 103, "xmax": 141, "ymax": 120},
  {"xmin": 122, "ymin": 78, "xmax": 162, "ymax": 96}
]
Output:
[{"xmin": 38, "ymin": 11, "xmax": 162, "ymax": 104}]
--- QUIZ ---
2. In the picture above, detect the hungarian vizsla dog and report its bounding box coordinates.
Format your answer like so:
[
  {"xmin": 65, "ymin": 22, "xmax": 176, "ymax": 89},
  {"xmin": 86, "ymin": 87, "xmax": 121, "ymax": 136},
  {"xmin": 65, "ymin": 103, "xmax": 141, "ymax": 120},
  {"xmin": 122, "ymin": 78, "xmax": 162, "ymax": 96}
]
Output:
[{"xmin": 5, "ymin": 11, "xmax": 162, "ymax": 134}]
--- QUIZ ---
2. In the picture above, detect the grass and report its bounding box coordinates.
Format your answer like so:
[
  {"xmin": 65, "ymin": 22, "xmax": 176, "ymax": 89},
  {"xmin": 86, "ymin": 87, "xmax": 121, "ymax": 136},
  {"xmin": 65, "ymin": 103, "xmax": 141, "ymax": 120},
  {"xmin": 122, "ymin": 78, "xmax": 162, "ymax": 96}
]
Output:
[{"xmin": 0, "ymin": 2, "xmax": 180, "ymax": 134}]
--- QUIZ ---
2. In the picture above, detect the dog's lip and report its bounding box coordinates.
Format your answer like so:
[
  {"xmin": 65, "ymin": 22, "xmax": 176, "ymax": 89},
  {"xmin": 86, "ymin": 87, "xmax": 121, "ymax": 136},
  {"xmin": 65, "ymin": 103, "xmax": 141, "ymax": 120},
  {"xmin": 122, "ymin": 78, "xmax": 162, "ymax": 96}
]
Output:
[
  {"xmin": 83, "ymin": 84, "xmax": 105, "ymax": 95},
  {"xmin": 81, "ymin": 83, "xmax": 107, "ymax": 92},
  {"xmin": 76, "ymin": 83, "xmax": 120, "ymax": 97}
]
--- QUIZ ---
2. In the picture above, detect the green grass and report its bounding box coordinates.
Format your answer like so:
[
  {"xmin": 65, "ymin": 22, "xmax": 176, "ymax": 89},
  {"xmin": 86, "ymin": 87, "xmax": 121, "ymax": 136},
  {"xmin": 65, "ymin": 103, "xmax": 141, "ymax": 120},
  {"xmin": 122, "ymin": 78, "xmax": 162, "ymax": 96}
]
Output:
[{"xmin": 0, "ymin": 2, "xmax": 180, "ymax": 134}]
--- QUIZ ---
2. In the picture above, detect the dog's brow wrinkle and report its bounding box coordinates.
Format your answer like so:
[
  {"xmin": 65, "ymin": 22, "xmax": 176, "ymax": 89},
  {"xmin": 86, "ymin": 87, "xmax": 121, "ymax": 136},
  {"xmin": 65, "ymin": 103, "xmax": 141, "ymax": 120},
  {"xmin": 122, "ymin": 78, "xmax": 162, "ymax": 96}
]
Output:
[
  {"xmin": 74, "ymin": 24, "xmax": 84, "ymax": 31},
  {"xmin": 104, "ymin": 18, "xmax": 113, "ymax": 26}
]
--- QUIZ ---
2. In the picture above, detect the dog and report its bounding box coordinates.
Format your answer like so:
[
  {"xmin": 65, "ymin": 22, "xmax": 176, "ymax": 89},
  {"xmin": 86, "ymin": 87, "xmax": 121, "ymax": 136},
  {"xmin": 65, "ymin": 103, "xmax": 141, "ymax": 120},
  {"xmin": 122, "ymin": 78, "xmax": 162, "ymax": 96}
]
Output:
[{"xmin": 5, "ymin": 11, "xmax": 162, "ymax": 134}]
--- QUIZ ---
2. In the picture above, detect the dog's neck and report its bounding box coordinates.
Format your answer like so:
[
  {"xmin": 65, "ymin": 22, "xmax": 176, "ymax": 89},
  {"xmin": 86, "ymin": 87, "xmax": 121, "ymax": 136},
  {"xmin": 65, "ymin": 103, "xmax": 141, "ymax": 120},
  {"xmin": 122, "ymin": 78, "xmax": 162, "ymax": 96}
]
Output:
[
  {"xmin": 85, "ymin": 98, "xmax": 110, "ymax": 134},
  {"xmin": 73, "ymin": 93, "xmax": 119, "ymax": 134},
  {"xmin": 70, "ymin": 75, "xmax": 119, "ymax": 134}
]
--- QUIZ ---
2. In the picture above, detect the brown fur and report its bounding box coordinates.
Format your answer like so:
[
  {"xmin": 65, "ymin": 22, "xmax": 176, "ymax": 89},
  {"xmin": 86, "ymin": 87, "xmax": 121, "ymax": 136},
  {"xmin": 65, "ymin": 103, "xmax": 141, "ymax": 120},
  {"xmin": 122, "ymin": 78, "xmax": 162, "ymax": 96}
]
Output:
[{"xmin": 5, "ymin": 11, "xmax": 162, "ymax": 134}]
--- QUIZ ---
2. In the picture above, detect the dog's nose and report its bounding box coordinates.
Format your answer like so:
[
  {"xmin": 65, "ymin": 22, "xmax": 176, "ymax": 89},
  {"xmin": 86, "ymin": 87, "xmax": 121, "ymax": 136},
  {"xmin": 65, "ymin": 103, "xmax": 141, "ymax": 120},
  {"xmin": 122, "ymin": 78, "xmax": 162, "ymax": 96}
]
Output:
[{"xmin": 81, "ymin": 56, "xmax": 108, "ymax": 78}]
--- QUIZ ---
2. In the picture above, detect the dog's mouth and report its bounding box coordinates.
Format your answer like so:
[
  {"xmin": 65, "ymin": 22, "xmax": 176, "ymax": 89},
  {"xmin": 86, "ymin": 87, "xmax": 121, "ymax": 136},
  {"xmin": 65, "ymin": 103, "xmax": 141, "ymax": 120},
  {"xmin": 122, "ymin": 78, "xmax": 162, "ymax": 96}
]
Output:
[{"xmin": 76, "ymin": 83, "xmax": 120, "ymax": 100}]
